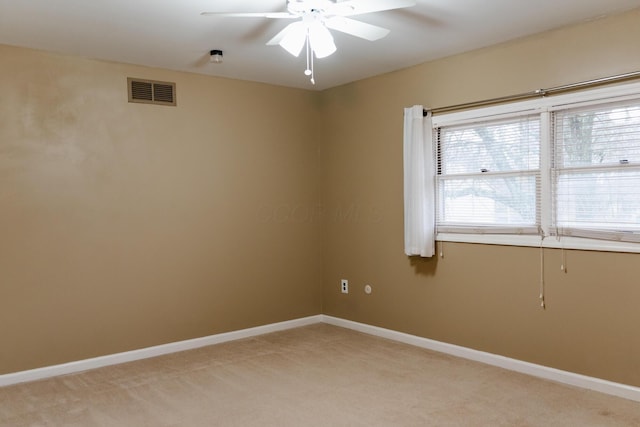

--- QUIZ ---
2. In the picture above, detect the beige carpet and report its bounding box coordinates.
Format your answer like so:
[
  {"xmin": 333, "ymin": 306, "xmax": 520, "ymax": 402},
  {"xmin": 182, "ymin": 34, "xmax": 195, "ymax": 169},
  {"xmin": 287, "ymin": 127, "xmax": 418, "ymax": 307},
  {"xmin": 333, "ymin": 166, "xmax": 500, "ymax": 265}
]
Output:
[{"xmin": 1, "ymin": 323, "xmax": 639, "ymax": 426}]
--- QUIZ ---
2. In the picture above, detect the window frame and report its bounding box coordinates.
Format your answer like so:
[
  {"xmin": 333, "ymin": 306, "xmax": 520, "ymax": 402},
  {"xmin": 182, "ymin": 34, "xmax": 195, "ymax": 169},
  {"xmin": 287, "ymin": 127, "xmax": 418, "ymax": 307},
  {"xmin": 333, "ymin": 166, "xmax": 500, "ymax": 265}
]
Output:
[{"xmin": 431, "ymin": 81, "xmax": 640, "ymax": 253}]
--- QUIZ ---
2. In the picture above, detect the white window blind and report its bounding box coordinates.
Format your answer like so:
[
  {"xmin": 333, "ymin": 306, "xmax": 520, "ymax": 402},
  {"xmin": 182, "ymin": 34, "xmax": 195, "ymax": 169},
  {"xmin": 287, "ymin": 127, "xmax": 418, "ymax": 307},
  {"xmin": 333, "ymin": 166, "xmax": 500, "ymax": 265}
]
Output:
[
  {"xmin": 552, "ymin": 99, "xmax": 640, "ymax": 242},
  {"xmin": 436, "ymin": 115, "xmax": 541, "ymax": 234}
]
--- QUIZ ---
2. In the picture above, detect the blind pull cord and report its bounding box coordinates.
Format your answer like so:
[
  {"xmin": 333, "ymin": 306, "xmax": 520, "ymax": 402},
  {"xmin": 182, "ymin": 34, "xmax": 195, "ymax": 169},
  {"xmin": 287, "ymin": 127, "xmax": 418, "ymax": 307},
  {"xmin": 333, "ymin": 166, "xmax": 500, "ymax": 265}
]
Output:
[{"xmin": 539, "ymin": 239, "xmax": 546, "ymax": 309}]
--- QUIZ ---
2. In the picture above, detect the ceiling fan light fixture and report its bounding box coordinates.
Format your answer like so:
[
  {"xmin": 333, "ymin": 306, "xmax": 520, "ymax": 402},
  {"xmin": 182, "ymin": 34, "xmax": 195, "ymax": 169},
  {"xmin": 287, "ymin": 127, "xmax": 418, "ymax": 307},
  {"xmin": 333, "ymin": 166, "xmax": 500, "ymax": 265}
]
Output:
[
  {"xmin": 308, "ymin": 21, "xmax": 336, "ymax": 58},
  {"xmin": 279, "ymin": 22, "xmax": 307, "ymax": 57}
]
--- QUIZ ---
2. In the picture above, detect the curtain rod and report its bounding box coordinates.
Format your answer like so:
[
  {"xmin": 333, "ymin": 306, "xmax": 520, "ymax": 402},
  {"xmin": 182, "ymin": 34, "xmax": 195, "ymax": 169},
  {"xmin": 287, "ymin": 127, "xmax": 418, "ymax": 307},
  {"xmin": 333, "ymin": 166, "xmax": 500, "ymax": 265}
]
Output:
[{"xmin": 423, "ymin": 70, "xmax": 640, "ymax": 116}]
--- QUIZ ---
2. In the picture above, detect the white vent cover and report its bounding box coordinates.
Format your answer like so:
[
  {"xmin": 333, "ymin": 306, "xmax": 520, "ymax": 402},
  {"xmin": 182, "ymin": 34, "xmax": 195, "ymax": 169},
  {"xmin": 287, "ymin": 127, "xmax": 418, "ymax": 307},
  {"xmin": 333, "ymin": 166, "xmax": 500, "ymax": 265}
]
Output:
[{"xmin": 128, "ymin": 78, "xmax": 176, "ymax": 106}]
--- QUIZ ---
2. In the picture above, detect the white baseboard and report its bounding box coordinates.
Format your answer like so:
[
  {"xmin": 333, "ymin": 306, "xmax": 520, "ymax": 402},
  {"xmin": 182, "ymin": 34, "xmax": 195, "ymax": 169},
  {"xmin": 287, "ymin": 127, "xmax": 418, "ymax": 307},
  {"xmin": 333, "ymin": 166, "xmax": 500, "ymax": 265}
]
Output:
[
  {"xmin": 321, "ymin": 315, "xmax": 640, "ymax": 403},
  {"xmin": 0, "ymin": 315, "xmax": 323, "ymax": 387},
  {"xmin": 3, "ymin": 313, "xmax": 639, "ymax": 403}
]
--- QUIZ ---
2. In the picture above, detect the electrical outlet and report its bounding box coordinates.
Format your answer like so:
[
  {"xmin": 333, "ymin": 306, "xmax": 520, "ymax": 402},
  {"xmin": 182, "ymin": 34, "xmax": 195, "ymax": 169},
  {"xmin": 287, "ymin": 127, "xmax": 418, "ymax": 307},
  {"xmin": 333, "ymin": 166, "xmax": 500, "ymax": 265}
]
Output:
[{"xmin": 341, "ymin": 279, "xmax": 349, "ymax": 294}]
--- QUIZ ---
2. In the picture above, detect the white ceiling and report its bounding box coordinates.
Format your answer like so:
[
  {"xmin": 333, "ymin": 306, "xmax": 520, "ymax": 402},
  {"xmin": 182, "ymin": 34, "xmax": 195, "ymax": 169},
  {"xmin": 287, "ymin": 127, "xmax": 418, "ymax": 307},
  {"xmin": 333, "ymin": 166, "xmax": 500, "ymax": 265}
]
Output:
[{"xmin": 1, "ymin": 0, "xmax": 639, "ymax": 91}]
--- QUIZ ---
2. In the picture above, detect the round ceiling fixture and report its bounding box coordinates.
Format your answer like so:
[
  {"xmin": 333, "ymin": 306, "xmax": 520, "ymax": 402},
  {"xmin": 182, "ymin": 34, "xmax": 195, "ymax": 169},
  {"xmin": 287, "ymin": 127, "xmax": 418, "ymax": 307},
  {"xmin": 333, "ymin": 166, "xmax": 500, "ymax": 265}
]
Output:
[{"xmin": 210, "ymin": 49, "xmax": 223, "ymax": 63}]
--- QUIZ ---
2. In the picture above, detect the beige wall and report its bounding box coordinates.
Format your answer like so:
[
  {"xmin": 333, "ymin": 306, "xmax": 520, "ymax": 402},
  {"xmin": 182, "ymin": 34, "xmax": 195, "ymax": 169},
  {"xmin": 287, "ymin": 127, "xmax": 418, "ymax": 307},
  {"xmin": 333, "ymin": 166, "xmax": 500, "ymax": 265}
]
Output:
[
  {"xmin": 2, "ymin": 7, "xmax": 640, "ymax": 388},
  {"xmin": 0, "ymin": 45, "xmax": 322, "ymax": 374},
  {"xmin": 320, "ymin": 8, "xmax": 640, "ymax": 387}
]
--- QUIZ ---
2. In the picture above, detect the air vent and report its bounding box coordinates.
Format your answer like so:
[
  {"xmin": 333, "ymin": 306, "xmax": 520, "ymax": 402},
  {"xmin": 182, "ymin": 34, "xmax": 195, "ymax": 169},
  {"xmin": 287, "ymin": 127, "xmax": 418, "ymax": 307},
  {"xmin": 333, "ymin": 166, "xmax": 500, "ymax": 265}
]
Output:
[{"xmin": 127, "ymin": 78, "xmax": 176, "ymax": 106}]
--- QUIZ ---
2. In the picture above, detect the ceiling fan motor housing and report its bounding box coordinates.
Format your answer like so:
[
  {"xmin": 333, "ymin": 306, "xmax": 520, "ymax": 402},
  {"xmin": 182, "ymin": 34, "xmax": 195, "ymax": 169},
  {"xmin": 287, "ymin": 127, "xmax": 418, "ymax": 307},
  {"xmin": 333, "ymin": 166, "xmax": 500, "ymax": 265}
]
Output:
[{"xmin": 288, "ymin": 0, "xmax": 347, "ymax": 16}]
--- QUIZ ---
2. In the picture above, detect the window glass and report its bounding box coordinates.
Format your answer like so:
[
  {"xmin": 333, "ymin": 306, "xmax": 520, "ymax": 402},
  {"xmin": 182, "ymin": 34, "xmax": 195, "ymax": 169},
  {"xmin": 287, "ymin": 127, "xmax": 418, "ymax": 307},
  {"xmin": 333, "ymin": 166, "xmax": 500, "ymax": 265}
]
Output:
[
  {"xmin": 440, "ymin": 117, "xmax": 540, "ymax": 174},
  {"xmin": 553, "ymin": 100, "xmax": 640, "ymax": 236},
  {"xmin": 437, "ymin": 116, "xmax": 540, "ymax": 231}
]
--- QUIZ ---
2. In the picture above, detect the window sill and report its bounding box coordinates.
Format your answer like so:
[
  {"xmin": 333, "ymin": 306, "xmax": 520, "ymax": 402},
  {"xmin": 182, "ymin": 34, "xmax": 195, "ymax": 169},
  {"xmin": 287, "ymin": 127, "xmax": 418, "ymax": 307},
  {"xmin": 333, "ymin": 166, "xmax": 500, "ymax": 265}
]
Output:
[{"xmin": 436, "ymin": 233, "xmax": 640, "ymax": 254}]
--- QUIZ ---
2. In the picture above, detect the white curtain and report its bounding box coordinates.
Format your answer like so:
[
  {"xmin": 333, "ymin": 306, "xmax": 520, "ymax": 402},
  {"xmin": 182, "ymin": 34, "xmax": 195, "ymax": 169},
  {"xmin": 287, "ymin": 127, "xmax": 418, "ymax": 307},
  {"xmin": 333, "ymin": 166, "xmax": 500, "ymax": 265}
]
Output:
[{"xmin": 403, "ymin": 105, "xmax": 435, "ymax": 257}]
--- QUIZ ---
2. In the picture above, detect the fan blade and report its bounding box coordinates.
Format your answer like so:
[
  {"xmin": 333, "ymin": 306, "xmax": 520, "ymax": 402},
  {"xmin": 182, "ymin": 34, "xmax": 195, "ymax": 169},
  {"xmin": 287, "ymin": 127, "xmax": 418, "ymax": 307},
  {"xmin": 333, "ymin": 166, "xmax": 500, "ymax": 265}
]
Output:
[
  {"xmin": 201, "ymin": 12, "xmax": 295, "ymax": 19},
  {"xmin": 325, "ymin": 17, "xmax": 390, "ymax": 41},
  {"xmin": 328, "ymin": 0, "xmax": 416, "ymax": 17},
  {"xmin": 266, "ymin": 25, "xmax": 292, "ymax": 46}
]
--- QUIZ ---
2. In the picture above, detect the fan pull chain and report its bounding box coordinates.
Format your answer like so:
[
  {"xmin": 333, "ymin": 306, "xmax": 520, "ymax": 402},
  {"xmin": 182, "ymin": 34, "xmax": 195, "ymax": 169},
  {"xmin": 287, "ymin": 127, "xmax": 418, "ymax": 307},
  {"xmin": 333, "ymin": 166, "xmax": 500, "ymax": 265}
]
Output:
[
  {"xmin": 310, "ymin": 47, "xmax": 315, "ymax": 85},
  {"xmin": 303, "ymin": 32, "xmax": 316, "ymax": 85}
]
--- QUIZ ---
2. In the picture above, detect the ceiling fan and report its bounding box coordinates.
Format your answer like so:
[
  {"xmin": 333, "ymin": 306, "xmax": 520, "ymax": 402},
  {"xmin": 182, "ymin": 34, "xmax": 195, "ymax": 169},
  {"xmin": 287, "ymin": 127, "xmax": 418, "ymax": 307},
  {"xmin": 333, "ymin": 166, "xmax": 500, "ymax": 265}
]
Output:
[{"xmin": 202, "ymin": 0, "xmax": 417, "ymax": 84}]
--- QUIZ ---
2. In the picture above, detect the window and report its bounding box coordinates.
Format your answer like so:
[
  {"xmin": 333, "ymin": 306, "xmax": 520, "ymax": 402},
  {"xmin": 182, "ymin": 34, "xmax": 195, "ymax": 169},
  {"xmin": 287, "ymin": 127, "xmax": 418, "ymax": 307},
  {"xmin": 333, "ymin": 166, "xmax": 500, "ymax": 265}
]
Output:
[
  {"xmin": 436, "ymin": 115, "xmax": 540, "ymax": 234},
  {"xmin": 431, "ymin": 82, "xmax": 640, "ymax": 252},
  {"xmin": 552, "ymin": 100, "xmax": 640, "ymax": 243}
]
